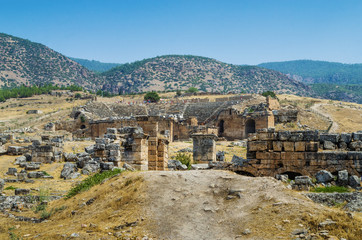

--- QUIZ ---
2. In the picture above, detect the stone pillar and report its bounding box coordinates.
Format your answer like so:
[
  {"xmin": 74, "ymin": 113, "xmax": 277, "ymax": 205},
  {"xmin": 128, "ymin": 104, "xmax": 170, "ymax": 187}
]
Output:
[{"xmin": 192, "ymin": 134, "xmax": 217, "ymax": 162}]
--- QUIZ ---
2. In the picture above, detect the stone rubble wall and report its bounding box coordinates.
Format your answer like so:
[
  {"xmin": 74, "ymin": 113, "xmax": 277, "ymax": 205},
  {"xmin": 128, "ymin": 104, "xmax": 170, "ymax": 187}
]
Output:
[{"xmin": 246, "ymin": 129, "xmax": 362, "ymax": 176}]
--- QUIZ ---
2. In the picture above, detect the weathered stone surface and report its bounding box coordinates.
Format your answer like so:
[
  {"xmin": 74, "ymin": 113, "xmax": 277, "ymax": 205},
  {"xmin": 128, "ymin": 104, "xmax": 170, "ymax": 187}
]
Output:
[
  {"xmin": 337, "ymin": 170, "xmax": 349, "ymax": 186},
  {"xmin": 123, "ymin": 163, "xmax": 135, "ymax": 171},
  {"xmin": 6, "ymin": 168, "xmax": 17, "ymax": 176},
  {"xmin": 352, "ymin": 132, "xmax": 362, "ymax": 141},
  {"xmin": 315, "ymin": 170, "xmax": 334, "ymax": 183},
  {"xmin": 81, "ymin": 162, "xmax": 100, "ymax": 175},
  {"xmin": 0, "ymin": 178, "xmax": 4, "ymax": 192},
  {"xmin": 323, "ymin": 141, "xmax": 335, "ymax": 150},
  {"xmin": 231, "ymin": 155, "xmax": 246, "ymax": 166},
  {"xmin": 340, "ymin": 133, "xmax": 352, "ymax": 143},
  {"xmin": 320, "ymin": 134, "xmax": 339, "ymax": 143},
  {"xmin": 294, "ymin": 176, "xmax": 313, "ymax": 185},
  {"xmin": 216, "ymin": 151, "xmax": 225, "ymax": 161},
  {"xmin": 60, "ymin": 163, "xmax": 78, "ymax": 180},
  {"xmin": 168, "ymin": 160, "xmax": 187, "ymax": 170},
  {"xmin": 15, "ymin": 188, "xmax": 30, "ymax": 195},
  {"xmin": 64, "ymin": 153, "xmax": 77, "ymax": 162},
  {"xmin": 349, "ymin": 175, "xmax": 361, "ymax": 188},
  {"xmin": 100, "ymin": 162, "xmax": 114, "ymax": 171},
  {"xmin": 192, "ymin": 134, "xmax": 217, "ymax": 162},
  {"xmin": 27, "ymin": 171, "xmax": 45, "ymax": 178},
  {"xmin": 305, "ymin": 192, "xmax": 362, "ymax": 212},
  {"xmin": 191, "ymin": 164, "xmax": 210, "ymax": 170}
]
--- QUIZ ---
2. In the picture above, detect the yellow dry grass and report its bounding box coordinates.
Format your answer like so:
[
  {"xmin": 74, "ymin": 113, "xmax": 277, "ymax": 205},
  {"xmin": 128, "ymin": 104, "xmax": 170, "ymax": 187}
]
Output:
[{"xmin": 0, "ymin": 172, "xmax": 148, "ymax": 240}]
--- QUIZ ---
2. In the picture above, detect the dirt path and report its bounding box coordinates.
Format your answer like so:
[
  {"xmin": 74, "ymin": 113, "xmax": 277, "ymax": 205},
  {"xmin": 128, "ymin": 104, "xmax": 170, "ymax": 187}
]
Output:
[
  {"xmin": 311, "ymin": 103, "xmax": 339, "ymax": 133},
  {"xmin": 142, "ymin": 171, "xmax": 322, "ymax": 240}
]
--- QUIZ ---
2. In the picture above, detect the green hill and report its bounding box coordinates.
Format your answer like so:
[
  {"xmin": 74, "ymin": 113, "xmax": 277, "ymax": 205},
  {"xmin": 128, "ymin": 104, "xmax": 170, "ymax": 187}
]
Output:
[
  {"xmin": 258, "ymin": 60, "xmax": 362, "ymax": 85},
  {"xmin": 69, "ymin": 57, "xmax": 120, "ymax": 73},
  {"xmin": 0, "ymin": 32, "xmax": 101, "ymax": 89},
  {"xmin": 101, "ymin": 55, "xmax": 312, "ymax": 95}
]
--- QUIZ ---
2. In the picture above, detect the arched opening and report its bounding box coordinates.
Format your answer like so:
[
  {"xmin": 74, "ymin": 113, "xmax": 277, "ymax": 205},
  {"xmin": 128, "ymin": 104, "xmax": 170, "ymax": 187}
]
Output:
[
  {"xmin": 281, "ymin": 171, "xmax": 302, "ymax": 180},
  {"xmin": 235, "ymin": 171, "xmax": 255, "ymax": 177},
  {"xmin": 218, "ymin": 120, "xmax": 225, "ymax": 135},
  {"xmin": 245, "ymin": 119, "xmax": 256, "ymax": 137},
  {"xmin": 80, "ymin": 125, "xmax": 86, "ymax": 129},
  {"xmin": 173, "ymin": 135, "xmax": 178, "ymax": 141}
]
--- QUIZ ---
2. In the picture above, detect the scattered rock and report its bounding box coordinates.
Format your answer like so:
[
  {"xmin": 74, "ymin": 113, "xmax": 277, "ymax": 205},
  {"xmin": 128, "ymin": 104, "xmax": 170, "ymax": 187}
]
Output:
[
  {"xmin": 337, "ymin": 170, "xmax": 348, "ymax": 186},
  {"xmin": 315, "ymin": 170, "xmax": 334, "ymax": 183},
  {"xmin": 60, "ymin": 163, "xmax": 79, "ymax": 180}
]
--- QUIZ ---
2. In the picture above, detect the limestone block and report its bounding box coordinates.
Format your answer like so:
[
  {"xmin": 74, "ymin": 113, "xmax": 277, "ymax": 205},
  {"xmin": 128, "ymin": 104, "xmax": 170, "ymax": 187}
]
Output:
[
  {"xmin": 320, "ymin": 134, "xmax": 340, "ymax": 143},
  {"xmin": 273, "ymin": 141, "xmax": 283, "ymax": 152},
  {"xmin": 305, "ymin": 152, "xmax": 318, "ymax": 160},
  {"xmin": 323, "ymin": 141, "xmax": 335, "ymax": 150},
  {"xmin": 340, "ymin": 133, "xmax": 352, "ymax": 143},
  {"xmin": 278, "ymin": 131, "xmax": 290, "ymax": 141},
  {"xmin": 349, "ymin": 141, "xmax": 362, "ymax": 151},
  {"xmin": 270, "ymin": 152, "xmax": 281, "ymax": 160},
  {"xmin": 352, "ymin": 132, "xmax": 362, "ymax": 141},
  {"xmin": 295, "ymin": 142, "xmax": 306, "ymax": 152},
  {"xmin": 283, "ymin": 142, "xmax": 294, "ymax": 152},
  {"xmin": 248, "ymin": 141, "xmax": 268, "ymax": 152},
  {"xmin": 305, "ymin": 142, "xmax": 318, "ymax": 152},
  {"xmin": 302, "ymin": 130, "xmax": 319, "ymax": 141},
  {"xmin": 290, "ymin": 132, "xmax": 304, "ymax": 142}
]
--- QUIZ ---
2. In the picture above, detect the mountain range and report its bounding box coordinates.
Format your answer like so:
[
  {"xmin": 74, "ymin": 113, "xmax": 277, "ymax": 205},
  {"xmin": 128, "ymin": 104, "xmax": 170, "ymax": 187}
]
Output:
[{"xmin": 1, "ymin": 32, "xmax": 361, "ymax": 103}]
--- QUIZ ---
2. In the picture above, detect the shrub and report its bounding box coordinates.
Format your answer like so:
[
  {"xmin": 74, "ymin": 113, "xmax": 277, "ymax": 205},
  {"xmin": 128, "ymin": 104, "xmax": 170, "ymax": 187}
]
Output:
[
  {"xmin": 174, "ymin": 152, "xmax": 192, "ymax": 169},
  {"xmin": 65, "ymin": 168, "xmax": 123, "ymax": 199},
  {"xmin": 74, "ymin": 93, "xmax": 82, "ymax": 99},
  {"xmin": 261, "ymin": 91, "xmax": 277, "ymax": 98},
  {"xmin": 4, "ymin": 186, "xmax": 17, "ymax": 190},
  {"xmin": 144, "ymin": 92, "xmax": 160, "ymax": 103},
  {"xmin": 186, "ymin": 87, "xmax": 198, "ymax": 93}
]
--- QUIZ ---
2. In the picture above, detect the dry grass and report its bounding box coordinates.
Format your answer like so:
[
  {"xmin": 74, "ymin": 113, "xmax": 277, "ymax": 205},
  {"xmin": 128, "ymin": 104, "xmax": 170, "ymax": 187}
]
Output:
[{"xmin": 0, "ymin": 172, "xmax": 148, "ymax": 240}]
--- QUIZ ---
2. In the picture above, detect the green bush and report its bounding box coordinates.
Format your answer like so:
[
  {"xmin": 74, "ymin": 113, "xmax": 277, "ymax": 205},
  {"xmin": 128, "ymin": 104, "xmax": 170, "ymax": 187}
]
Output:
[
  {"xmin": 174, "ymin": 152, "xmax": 192, "ymax": 169},
  {"xmin": 186, "ymin": 87, "xmax": 198, "ymax": 93},
  {"xmin": 261, "ymin": 91, "xmax": 277, "ymax": 98},
  {"xmin": 65, "ymin": 168, "xmax": 123, "ymax": 199},
  {"xmin": 311, "ymin": 186, "xmax": 350, "ymax": 193},
  {"xmin": 4, "ymin": 186, "xmax": 17, "ymax": 190},
  {"xmin": 144, "ymin": 91, "xmax": 160, "ymax": 103}
]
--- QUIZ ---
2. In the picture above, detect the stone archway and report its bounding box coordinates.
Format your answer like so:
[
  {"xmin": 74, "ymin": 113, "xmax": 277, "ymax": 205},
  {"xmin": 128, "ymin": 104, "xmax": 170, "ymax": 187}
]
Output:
[{"xmin": 245, "ymin": 119, "xmax": 256, "ymax": 137}]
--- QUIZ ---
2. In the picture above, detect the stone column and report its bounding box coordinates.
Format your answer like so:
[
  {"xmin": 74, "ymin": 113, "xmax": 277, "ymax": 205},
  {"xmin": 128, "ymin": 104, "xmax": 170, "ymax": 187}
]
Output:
[{"xmin": 192, "ymin": 134, "xmax": 217, "ymax": 162}]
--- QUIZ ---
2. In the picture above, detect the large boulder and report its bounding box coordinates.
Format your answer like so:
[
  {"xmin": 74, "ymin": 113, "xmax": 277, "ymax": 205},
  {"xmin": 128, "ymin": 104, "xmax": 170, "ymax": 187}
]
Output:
[
  {"xmin": 349, "ymin": 175, "xmax": 361, "ymax": 189},
  {"xmin": 81, "ymin": 162, "xmax": 100, "ymax": 175},
  {"xmin": 167, "ymin": 160, "xmax": 187, "ymax": 170},
  {"xmin": 295, "ymin": 176, "xmax": 313, "ymax": 185},
  {"xmin": 216, "ymin": 151, "xmax": 225, "ymax": 161},
  {"xmin": 315, "ymin": 170, "xmax": 334, "ymax": 183},
  {"xmin": 64, "ymin": 153, "xmax": 77, "ymax": 162},
  {"xmin": 231, "ymin": 155, "xmax": 246, "ymax": 166},
  {"xmin": 60, "ymin": 163, "xmax": 79, "ymax": 180},
  {"xmin": 337, "ymin": 170, "xmax": 349, "ymax": 186}
]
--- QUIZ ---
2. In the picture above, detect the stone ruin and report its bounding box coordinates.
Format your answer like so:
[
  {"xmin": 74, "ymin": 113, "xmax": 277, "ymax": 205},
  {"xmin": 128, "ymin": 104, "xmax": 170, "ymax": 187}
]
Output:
[
  {"xmin": 192, "ymin": 134, "xmax": 217, "ymax": 162},
  {"xmin": 31, "ymin": 135, "xmax": 64, "ymax": 163},
  {"xmin": 61, "ymin": 127, "xmax": 169, "ymax": 177}
]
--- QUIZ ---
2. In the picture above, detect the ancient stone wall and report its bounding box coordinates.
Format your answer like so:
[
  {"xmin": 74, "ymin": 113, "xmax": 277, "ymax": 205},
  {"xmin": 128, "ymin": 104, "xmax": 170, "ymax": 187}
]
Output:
[
  {"xmin": 272, "ymin": 108, "xmax": 298, "ymax": 124},
  {"xmin": 148, "ymin": 137, "xmax": 168, "ymax": 170},
  {"xmin": 243, "ymin": 129, "xmax": 362, "ymax": 177},
  {"xmin": 31, "ymin": 136, "xmax": 63, "ymax": 163}
]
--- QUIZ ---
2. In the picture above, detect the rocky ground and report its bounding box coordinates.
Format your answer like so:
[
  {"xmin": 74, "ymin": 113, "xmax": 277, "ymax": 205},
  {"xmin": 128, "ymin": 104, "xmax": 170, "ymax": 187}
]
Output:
[{"xmin": 0, "ymin": 170, "xmax": 361, "ymax": 240}]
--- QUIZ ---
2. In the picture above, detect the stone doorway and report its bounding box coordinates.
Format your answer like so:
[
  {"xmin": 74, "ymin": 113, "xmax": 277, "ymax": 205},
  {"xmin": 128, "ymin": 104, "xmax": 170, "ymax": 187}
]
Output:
[
  {"xmin": 218, "ymin": 120, "xmax": 225, "ymax": 136},
  {"xmin": 245, "ymin": 119, "xmax": 255, "ymax": 137}
]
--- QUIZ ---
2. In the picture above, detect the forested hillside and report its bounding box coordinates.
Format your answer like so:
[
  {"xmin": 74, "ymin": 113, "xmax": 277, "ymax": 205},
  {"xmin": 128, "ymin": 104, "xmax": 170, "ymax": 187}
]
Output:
[{"xmin": 70, "ymin": 57, "xmax": 120, "ymax": 73}]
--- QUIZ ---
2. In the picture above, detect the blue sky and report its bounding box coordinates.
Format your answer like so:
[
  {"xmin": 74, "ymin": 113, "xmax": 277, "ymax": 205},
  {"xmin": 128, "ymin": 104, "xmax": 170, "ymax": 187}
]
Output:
[{"xmin": 1, "ymin": 0, "xmax": 362, "ymax": 65}]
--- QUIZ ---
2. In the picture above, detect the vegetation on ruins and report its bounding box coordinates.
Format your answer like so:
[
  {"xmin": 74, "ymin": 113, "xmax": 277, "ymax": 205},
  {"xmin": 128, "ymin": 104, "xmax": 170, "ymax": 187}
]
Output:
[
  {"xmin": 0, "ymin": 84, "xmax": 83, "ymax": 102},
  {"xmin": 174, "ymin": 152, "xmax": 192, "ymax": 169},
  {"xmin": 144, "ymin": 91, "xmax": 160, "ymax": 103},
  {"xmin": 65, "ymin": 168, "xmax": 123, "ymax": 199},
  {"xmin": 310, "ymin": 186, "xmax": 350, "ymax": 193}
]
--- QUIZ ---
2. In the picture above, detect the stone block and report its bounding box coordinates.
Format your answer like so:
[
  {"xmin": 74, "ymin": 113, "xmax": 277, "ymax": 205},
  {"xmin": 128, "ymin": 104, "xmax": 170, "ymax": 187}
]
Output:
[
  {"xmin": 256, "ymin": 152, "xmax": 269, "ymax": 160},
  {"xmin": 305, "ymin": 142, "xmax": 318, "ymax": 152},
  {"xmin": 273, "ymin": 141, "xmax": 283, "ymax": 152},
  {"xmin": 352, "ymin": 132, "xmax": 362, "ymax": 141},
  {"xmin": 320, "ymin": 134, "xmax": 340, "ymax": 143},
  {"xmin": 303, "ymin": 130, "xmax": 319, "ymax": 141},
  {"xmin": 315, "ymin": 170, "xmax": 334, "ymax": 183},
  {"xmin": 283, "ymin": 142, "xmax": 294, "ymax": 152},
  {"xmin": 337, "ymin": 170, "xmax": 348, "ymax": 186},
  {"xmin": 294, "ymin": 142, "xmax": 305, "ymax": 152},
  {"xmin": 15, "ymin": 188, "xmax": 30, "ymax": 195},
  {"xmin": 270, "ymin": 152, "xmax": 280, "ymax": 160},
  {"xmin": 349, "ymin": 141, "xmax": 362, "ymax": 151},
  {"xmin": 248, "ymin": 141, "xmax": 268, "ymax": 152},
  {"xmin": 278, "ymin": 131, "xmax": 290, "ymax": 141},
  {"xmin": 349, "ymin": 175, "xmax": 361, "ymax": 188},
  {"xmin": 295, "ymin": 176, "xmax": 313, "ymax": 185},
  {"xmin": 340, "ymin": 133, "xmax": 352, "ymax": 143},
  {"xmin": 323, "ymin": 141, "xmax": 335, "ymax": 150},
  {"xmin": 290, "ymin": 132, "xmax": 304, "ymax": 142},
  {"xmin": 305, "ymin": 152, "xmax": 318, "ymax": 160}
]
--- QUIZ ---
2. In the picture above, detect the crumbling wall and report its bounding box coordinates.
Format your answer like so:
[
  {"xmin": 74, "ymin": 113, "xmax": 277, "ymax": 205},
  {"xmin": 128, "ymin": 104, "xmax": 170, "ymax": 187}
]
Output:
[{"xmin": 245, "ymin": 129, "xmax": 362, "ymax": 177}]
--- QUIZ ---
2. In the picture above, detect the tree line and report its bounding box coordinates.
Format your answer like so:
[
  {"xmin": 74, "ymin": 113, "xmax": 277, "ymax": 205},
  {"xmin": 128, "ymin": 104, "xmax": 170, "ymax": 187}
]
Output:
[{"xmin": 0, "ymin": 84, "xmax": 83, "ymax": 102}]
